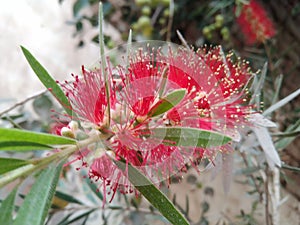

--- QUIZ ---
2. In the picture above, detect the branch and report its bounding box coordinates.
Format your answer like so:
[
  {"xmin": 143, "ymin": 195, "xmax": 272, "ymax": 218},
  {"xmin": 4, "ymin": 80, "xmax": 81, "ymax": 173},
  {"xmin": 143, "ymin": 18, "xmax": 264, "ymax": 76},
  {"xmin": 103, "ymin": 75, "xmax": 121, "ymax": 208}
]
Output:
[
  {"xmin": 0, "ymin": 89, "xmax": 48, "ymax": 117},
  {"xmin": 281, "ymin": 163, "xmax": 300, "ymax": 172},
  {"xmin": 270, "ymin": 168, "xmax": 280, "ymax": 225},
  {"xmin": 166, "ymin": 0, "xmax": 174, "ymax": 42},
  {"xmin": 265, "ymin": 166, "xmax": 270, "ymax": 225}
]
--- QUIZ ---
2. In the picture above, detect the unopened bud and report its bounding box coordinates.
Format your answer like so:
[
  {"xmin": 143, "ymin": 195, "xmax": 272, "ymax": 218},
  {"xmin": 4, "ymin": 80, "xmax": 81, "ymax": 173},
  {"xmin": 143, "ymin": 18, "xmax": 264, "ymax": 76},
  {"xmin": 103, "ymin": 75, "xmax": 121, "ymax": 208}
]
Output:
[
  {"xmin": 136, "ymin": 115, "xmax": 148, "ymax": 123},
  {"xmin": 215, "ymin": 14, "xmax": 224, "ymax": 28},
  {"xmin": 68, "ymin": 121, "xmax": 79, "ymax": 131},
  {"xmin": 106, "ymin": 150, "xmax": 116, "ymax": 160},
  {"xmin": 61, "ymin": 127, "xmax": 75, "ymax": 139}
]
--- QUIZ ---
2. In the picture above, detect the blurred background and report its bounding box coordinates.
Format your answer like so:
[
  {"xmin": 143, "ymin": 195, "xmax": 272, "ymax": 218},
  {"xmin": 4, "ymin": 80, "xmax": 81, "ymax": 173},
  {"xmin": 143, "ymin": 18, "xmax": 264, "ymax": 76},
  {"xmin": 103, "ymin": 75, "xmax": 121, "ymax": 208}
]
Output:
[{"xmin": 0, "ymin": 0, "xmax": 299, "ymax": 224}]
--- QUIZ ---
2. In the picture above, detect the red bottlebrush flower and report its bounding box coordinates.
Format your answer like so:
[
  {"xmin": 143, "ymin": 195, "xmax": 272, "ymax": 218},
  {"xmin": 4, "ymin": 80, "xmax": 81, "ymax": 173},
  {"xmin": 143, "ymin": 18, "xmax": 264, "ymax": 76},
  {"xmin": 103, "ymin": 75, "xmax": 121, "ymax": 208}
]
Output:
[
  {"xmin": 197, "ymin": 46, "xmax": 254, "ymax": 128},
  {"xmin": 117, "ymin": 48, "xmax": 167, "ymax": 120},
  {"xmin": 89, "ymin": 153, "xmax": 136, "ymax": 204},
  {"xmin": 164, "ymin": 45, "xmax": 255, "ymax": 162},
  {"xmin": 59, "ymin": 42, "xmax": 256, "ymax": 202},
  {"xmin": 236, "ymin": 0, "xmax": 275, "ymax": 44},
  {"xmin": 167, "ymin": 46, "xmax": 253, "ymax": 134},
  {"xmin": 141, "ymin": 144, "xmax": 190, "ymax": 182},
  {"xmin": 59, "ymin": 65, "xmax": 116, "ymax": 127}
]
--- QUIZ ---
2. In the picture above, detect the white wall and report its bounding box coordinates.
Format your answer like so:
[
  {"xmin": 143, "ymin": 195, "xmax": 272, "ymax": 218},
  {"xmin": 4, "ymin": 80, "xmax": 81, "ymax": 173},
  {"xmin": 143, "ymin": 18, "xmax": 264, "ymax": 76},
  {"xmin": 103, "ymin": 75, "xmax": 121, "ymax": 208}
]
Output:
[{"xmin": 0, "ymin": 0, "xmax": 99, "ymax": 102}]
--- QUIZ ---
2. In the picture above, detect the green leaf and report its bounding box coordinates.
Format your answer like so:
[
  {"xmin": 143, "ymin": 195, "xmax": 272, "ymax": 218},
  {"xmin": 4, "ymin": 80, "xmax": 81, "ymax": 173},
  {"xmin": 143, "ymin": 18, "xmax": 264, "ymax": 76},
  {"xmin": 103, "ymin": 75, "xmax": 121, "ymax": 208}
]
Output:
[
  {"xmin": 275, "ymin": 119, "xmax": 300, "ymax": 150},
  {"xmin": 148, "ymin": 89, "xmax": 186, "ymax": 117},
  {"xmin": 57, "ymin": 209, "xmax": 96, "ymax": 225},
  {"xmin": 0, "ymin": 158, "xmax": 31, "ymax": 175},
  {"xmin": 20, "ymin": 46, "xmax": 72, "ymax": 116},
  {"xmin": 98, "ymin": 2, "xmax": 111, "ymax": 126},
  {"xmin": 0, "ymin": 142, "xmax": 53, "ymax": 151},
  {"xmin": 250, "ymin": 62, "xmax": 267, "ymax": 107},
  {"xmin": 56, "ymin": 213, "xmax": 73, "ymax": 225},
  {"xmin": 271, "ymin": 130, "xmax": 300, "ymax": 138},
  {"xmin": 13, "ymin": 161, "xmax": 64, "ymax": 225},
  {"xmin": 51, "ymin": 190, "xmax": 83, "ymax": 209},
  {"xmin": 115, "ymin": 161, "xmax": 190, "ymax": 225},
  {"xmin": 263, "ymin": 88, "xmax": 300, "ymax": 116},
  {"xmin": 73, "ymin": 0, "xmax": 89, "ymax": 17},
  {"xmin": 157, "ymin": 68, "xmax": 169, "ymax": 98},
  {"xmin": 0, "ymin": 128, "xmax": 76, "ymax": 151},
  {"xmin": 147, "ymin": 127, "xmax": 231, "ymax": 148},
  {"xmin": 0, "ymin": 187, "xmax": 18, "ymax": 225},
  {"xmin": 282, "ymin": 163, "xmax": 300, "ymax": 173},
  {"xmin": 271, "ymin": 74, "xmax": 283, "ymax": 105},
  {"xmin": 85, "ymin": 175, "xmax": 103, "ymax": 201},
  {"xmin": 236, "ymin": 166, "xmax": 261, "ymax": 175},
  {"xmin": 55, "ymin": 190, "xmax": 83, "ymax": 205}
]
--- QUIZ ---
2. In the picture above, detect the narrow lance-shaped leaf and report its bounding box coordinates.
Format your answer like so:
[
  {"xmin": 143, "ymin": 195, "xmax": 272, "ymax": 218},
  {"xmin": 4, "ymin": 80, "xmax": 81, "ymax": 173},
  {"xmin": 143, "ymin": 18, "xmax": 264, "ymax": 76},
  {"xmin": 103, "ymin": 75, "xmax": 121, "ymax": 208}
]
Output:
[
  {"xmin": 57, "ymin": 209, "xmax": 96, "ymax": 225},
  {"xmin": 0, "ymin": 164, "xmax": 36, "ymax": 189},
  {"xmin": 0, "ymin": 187, "xmax": 18, "ymax": 225},
  {"xmin": 84, "ymin": 175, "xmax": 103, "ymax": 201},
  {"xmin": 98, "ymin": 2, "xmax": 111, "ymax": 126},
  {"xmin": 0, "ymin": 158, "xmax": 31, "ymax": 175},
  {"xmin": 250, "ymin": 62, "xmax": 267, "ymax": 106},
  {"xmin": 125, "ymin": 29, "xmax": 132, "ymax": 74},
  {"xmin": 148, "ymin": 88, "xmax": 186, "ymax": 117},
  {"xmin": 0, "ymin": 128, "xmax": 76, "ymax": 151},
  {"xmin": 13, "ymin": 161, "xmax": 64, "ymax": 225},
  {"xmin": 0, "ymin": 142, "xmax": 52, "ymax": 151},
  {"xmin": 115, "ymin": 161, "xmax": 190, "ymax": 225},
  {"xmin": 271, "ymin": 74, "xmax": 283, "ymax": 105},
  {"xmin": 73, "ymin": 0, "xmax": 89, "ymax": 17},
  {"xmin": 54, "ymin": 190, "xmax": 83, "ymax": 207},
  {"xmin": 275, "ymin": 119, "xmax": 300, "ymax": 150},
  {"xmin": 146, "ymin": 127, "xmax": 231, "ymax": 148},
  {"xmin": 263, "ymin": 88, "xmax": 300, "ymax": 116},
  {"xmin": 20, "ymin": 46, "xmax": 72, "ymax": 116},
  {"xmin": 157, "ymin": 67, "xmax": 169, "ymax": 98},
  {"xmin": 271, "ymin": 130, "xmax": 300, "ymax": 138},
  {"xmin": 253, "ymin": 126, "xmax": 281, "ymax": 170},
  {"xmin": 281, "ymin": 163, "xmax": 300, "ymax": 173}
]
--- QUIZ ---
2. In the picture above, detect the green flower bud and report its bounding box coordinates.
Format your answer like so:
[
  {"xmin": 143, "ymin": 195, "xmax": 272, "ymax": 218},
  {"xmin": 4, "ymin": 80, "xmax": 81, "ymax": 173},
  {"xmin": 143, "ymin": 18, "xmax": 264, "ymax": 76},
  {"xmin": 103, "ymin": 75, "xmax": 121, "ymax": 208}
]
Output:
[
  {"xmin": 215, "ymin": 14, "xmax": 224, "ymax": 25},
  {"xmin": 142, "ymin": 26, "xmax": 153, "ymax": 37},
  {"xmin": 208, "ymin": 24, "xmax": 216, "ymax": 31},
  {"xmin": 163, "ymin": 9, "xmax": 170, "ymax": 17},
  {"xmin": 221, "ymin": 27, "xmax": 230, "ymax": 40},
  {"xmin": 137, "ymin": 16, "xmax": 151, "ymax": 28},
  {"xmin": 61, "ymin": 127, "xmax": 75, "ymax": 139},
  {"xmin": 141, "ymin": 6, "xmax": 151, "ymax": 16},
  {"xmin": 202, "ymin": 26, "xmax": 211, "ymax": 36},
  {"xmin": 107, "ymin": 40, "xmax": 114, "ymax": 49}
]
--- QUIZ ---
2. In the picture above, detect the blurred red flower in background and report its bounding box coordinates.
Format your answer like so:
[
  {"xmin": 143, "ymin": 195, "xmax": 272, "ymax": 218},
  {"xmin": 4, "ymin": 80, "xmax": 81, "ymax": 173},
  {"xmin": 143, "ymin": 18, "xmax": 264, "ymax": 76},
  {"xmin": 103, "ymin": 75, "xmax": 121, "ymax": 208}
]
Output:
[{"xmin": 236, "ymin": 0, "xmax": 275, "ymax": 44}]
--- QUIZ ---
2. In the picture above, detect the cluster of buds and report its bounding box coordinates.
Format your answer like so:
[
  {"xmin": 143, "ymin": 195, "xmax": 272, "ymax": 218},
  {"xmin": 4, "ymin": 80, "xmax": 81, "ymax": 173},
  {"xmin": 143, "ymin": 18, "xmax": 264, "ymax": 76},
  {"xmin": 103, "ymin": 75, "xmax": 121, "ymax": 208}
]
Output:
[{"xmin": 56, "ymin": 42, "xmax": 256, "ymax": 202}]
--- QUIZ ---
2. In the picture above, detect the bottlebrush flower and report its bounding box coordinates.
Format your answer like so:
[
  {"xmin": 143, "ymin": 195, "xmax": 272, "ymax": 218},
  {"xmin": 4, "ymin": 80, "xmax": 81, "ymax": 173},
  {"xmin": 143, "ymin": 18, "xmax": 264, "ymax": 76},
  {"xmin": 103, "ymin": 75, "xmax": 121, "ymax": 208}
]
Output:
[
  {"xmin": 58, "ymin": 65, "xmax": 116, "ymax": 127},
  {"xmin": 58, "ymin": 42, "xmax": 256, "ymax": 202},
  {"xmin": 167, "ymin": 46, "xmax": 254, "ymax": 138},
  {"xmin": 236, "ymin": 0, "xmax": 275, "ymax": 44},
  {"xmin": 165, "ymin": 45, "xmax": 255, "ymax": 162},
  {"xmin": 89, "ymin": 153, "xmax": 136, "ymax": 203}
]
